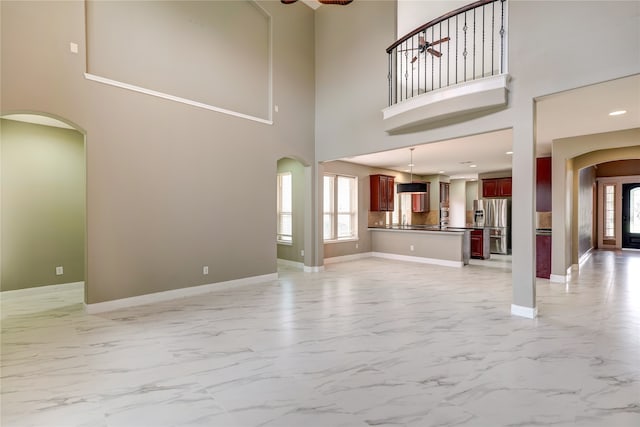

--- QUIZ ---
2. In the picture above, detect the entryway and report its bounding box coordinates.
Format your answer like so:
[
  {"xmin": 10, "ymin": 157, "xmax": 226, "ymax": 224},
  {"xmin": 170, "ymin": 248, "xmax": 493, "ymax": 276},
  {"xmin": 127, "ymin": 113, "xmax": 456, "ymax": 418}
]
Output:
[{"xmin": 622, "ymin": 183, "xmax": 640, "ymax": 249}]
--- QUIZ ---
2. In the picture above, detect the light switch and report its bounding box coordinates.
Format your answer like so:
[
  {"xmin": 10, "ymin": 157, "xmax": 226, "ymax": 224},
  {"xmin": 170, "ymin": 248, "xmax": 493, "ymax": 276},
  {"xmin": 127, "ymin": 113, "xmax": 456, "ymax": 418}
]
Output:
[{"xmin": 69, "ymin": 42, "xmax": 78, "ymax": 54}]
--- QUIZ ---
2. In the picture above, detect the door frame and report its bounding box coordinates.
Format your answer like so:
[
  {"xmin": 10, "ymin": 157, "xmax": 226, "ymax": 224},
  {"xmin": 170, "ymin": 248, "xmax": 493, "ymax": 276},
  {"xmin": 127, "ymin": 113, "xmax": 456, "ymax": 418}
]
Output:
[
  {"xmin": 622, "ymin": 182, "xmax": 640, "ymax": 249},
  {"xmin": 597, "ymin": 175, "xmax": 640, "ymax": 249}
]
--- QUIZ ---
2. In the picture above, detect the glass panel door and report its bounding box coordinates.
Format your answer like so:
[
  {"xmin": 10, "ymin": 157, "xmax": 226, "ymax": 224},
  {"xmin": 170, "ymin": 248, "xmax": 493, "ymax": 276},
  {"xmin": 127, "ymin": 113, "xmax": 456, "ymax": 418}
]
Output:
[{"xmin": 622, "ymin": 183, "xmax": 640, "ymax": 249}]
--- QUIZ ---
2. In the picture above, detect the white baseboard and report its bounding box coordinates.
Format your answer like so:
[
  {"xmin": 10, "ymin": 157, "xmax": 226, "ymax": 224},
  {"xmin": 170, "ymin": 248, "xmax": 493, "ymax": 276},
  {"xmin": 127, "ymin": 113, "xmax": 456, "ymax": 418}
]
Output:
[
  {"xmin": 550, "ymin": 265, "xmax": 573, "ymax": 283},
  {"xmin": 511, "ymin": 304, "xmax": 538, "ymax": 319},
  {"xmin": 277, "ymin": 259, "xmax": 304, "ymax": 269},
  {"xmin": 84, "ymin": 273, "xmax": 277, "ymax": 314},
  {"xmin": 578, "ymin": 248, "xmax": 593, "ymax": 266},
  {"xmin": 324, "ymin": 252, "xmax": 373, "ymax": 264},
  {"xmin": 304, "ymin": 265, "xmax": 325, "ymax": 273},
  {"xmin": 1, "ymin": 281, "xmax": 84, "ymax": 297},
  {"xmin": 371, "ymin": 252, "xmax": 464, "ymax": 268},
  {"xmin": 622, "ymin": 247, "xmax": 640, "ymax": 252}
]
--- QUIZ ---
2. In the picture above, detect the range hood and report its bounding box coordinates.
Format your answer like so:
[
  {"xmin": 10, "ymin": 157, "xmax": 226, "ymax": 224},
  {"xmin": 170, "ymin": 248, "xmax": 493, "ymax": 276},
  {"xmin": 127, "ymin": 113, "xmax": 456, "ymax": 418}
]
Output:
[
  {"xmin": 397, "ymin": 182, "xmax": 427, "ymax": 193},
  {"xmin": 396, "ymin": 147, "xmax": 427, "ymax": 193}
]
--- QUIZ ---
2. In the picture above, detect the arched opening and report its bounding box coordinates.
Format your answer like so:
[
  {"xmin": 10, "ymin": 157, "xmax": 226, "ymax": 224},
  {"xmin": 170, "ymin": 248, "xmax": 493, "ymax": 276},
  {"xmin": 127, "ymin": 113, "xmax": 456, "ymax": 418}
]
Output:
[
  {"xmin": 1, "ymin": 113, "xmax": 87, "ymax": 305},
  {"xmin": 276, "ymin": 156, "xmax": 307, "ymax": 272}
]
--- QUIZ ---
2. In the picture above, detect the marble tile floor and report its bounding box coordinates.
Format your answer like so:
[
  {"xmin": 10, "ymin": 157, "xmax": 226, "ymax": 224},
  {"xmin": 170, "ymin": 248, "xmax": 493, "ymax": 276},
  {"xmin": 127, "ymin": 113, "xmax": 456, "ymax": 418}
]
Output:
[{"xmin": 1, "ymin": 250, "xmax": 639, "ymax": 427}]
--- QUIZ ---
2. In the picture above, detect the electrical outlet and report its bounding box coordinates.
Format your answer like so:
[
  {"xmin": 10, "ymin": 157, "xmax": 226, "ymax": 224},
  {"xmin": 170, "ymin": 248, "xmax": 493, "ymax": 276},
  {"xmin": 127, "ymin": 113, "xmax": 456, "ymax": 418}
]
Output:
[
  {"xmin": 56, "ymin": 266, "xmax": 64, "ymax": 275},
  {"xmin": 301, "ymin": 250, "xmax": 304, "ymax": 257},
  {"xmin": 355, "ymin": 243, "xmax": 359, "ymax": 249},
  {"xmin": 203, "ymin": 266, "xmax": 209, "ymax": 275},
  {"xmin": 69, "ymin": 42, "xmax": 78, "ymax": 53},
  {"xmin": 410, "ymin": 245, "xmax": 414, "ymax": 251}
]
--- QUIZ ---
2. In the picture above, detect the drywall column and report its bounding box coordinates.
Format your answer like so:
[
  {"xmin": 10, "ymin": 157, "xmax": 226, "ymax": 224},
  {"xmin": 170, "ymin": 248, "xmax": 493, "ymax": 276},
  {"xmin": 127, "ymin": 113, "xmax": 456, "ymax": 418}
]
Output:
[
  {"xmin": 304, "ymin": 162, "xmax": 324, "ymax": 271},
  {"xmin": 511, "ymin": 105, "xmax": 537, "ymax": 318}
]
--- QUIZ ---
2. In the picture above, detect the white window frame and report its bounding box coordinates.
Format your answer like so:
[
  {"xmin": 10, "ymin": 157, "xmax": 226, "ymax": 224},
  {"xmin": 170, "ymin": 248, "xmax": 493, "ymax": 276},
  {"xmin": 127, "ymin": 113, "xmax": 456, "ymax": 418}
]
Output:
[
  {"xmin": 323, "ymin": 173, "xmax": 358, "ymax": 243},
  {"xmin": 277, "ymin": 172, "xmax": 292, "ymax": 245}
]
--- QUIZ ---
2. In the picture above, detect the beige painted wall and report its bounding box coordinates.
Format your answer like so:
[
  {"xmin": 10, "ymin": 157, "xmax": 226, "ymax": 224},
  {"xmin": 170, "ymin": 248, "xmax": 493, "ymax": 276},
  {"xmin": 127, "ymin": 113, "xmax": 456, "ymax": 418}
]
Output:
[
  {"xmin": 1, "ymin": 119, "xmax": 85, "ymax": 291},
  {"xmin": 577, "ymin": 166, "xmax": 596, "ymax": 261},
  {"xmin": 0, "ymin": 1, "xmax": 315, "ymax": 303},
  {"xmin": 86, "ymin": 1, "xmax": 270, "ymax": 119},
  {"xmin": 277, "ymin": 158, "xmax": 305, "ymax": 264}
]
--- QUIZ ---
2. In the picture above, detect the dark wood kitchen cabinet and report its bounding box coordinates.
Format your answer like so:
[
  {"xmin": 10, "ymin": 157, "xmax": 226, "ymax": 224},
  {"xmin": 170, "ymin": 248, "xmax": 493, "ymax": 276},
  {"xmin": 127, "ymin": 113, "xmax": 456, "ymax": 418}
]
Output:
[
  {"xmin": 536, "ymin": 234, "xmax": 552, "ymax": 279},
  {"xmin": 482, "ymin": 177, "xmax": 512, "ymax": 198},
  {"xmin": 411, "ymin": 182, "xmax": 431, "ymax": 212},
  {"xmin": 471, "ymin": 229, "xmax": 483, "ymax": 258},
  {"xmin": 470, "ymin": 228, "xmax": 490, "ymax": 259},
  {"xmin": 370, "ymin": 174, "xmax": 395, "ymax": 212}
]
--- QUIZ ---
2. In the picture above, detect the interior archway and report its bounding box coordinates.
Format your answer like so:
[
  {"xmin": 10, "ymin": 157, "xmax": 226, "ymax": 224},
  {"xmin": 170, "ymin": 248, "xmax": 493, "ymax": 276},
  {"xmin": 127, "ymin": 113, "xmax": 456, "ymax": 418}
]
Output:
[{"xmin": 1, "ymin": 112, "xmax": 87, "ymax": 302}]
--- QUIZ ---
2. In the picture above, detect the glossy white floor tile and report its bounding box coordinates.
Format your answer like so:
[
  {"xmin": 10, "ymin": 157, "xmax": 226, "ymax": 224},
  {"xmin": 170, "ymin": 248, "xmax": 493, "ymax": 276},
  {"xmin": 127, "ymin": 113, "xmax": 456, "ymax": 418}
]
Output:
[{"xmin": 2, "ymin": 250, "xmax": 639, "ymax": 427}]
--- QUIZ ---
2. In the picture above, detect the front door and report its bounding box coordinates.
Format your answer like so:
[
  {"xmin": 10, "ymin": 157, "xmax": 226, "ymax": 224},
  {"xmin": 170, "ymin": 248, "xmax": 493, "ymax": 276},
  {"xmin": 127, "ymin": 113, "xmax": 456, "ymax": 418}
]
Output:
[{"xmin": 622, "ymin": 183, "xmax": 640, "ymax": 249}]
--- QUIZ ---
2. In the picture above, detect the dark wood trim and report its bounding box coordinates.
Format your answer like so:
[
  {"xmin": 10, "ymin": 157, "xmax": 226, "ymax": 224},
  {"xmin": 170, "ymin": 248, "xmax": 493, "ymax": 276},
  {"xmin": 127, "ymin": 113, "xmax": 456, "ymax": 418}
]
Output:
[{"xmin": 386, "ymin": 0, "xmax": 498, "ymax": 53}]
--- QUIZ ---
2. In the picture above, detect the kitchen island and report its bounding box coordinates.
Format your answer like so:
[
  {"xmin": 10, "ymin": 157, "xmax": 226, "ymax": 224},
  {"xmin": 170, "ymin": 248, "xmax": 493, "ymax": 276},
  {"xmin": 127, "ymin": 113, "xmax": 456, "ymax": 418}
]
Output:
[{"xmin": 369, "ymin": 226, "xmax": 470, "ymax": 267}]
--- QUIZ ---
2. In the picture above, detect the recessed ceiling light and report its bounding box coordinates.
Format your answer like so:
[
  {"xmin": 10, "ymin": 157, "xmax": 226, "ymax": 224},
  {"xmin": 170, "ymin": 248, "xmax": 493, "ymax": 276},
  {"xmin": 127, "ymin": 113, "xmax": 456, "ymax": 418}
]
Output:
[
  {"xmin": 408, "ymin": 163, "xmax": 415, "ymax": 167},
  {"xmin": 609, "ymin": 110, "xmax": 627, "ymax": 116},
  {"xmin": 505, "ymin": 151, "xmax": 513, "ymax": 155},
  {"xmin": 439, "ymin": 170, "xmax": 445, "ymax": 174},
  {"xmin": 469, "ymin": 164, "xmax": 477, "ymax": 168}
]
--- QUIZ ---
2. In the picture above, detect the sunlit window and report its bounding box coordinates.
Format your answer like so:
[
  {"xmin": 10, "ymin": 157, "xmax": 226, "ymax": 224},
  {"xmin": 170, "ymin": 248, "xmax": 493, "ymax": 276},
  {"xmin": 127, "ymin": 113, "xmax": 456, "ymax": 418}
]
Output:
[
  {"xmin": 277, "ymin": 172, "xmax": 292, "ymax": 243},
  {"xmin": 604, "ymin": 184, "xmax": 615, "ymax": 239},
  {"xmin": 324, "ymin": 174, "xmax": 357, "ymax": 241}
]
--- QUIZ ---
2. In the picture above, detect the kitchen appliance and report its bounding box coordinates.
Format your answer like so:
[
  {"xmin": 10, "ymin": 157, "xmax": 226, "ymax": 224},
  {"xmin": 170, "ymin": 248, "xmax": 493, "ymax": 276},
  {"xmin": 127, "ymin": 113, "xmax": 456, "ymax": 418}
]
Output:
[
  {"xmin": 473, "ymin": 199, "xmax": 511, "ymax": 254},
  {"xmin": 440, "ymin": 202, "xmax": 450, "ymax": 227}
]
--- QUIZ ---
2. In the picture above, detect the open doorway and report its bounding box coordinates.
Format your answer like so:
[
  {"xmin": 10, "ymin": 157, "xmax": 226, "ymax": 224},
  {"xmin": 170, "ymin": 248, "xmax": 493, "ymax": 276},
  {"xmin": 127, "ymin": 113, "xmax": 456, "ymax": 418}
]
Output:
[
  {"xmin": 276, "ymin": 157, "xmax": 305, "ymax": 271},
  {"xmin": 622, "ymin": 183, "xmax": 640, "ymax": 249},
  {"xmin": 1, "ymin": 114, "xmax": 86, "ymax": 302}
]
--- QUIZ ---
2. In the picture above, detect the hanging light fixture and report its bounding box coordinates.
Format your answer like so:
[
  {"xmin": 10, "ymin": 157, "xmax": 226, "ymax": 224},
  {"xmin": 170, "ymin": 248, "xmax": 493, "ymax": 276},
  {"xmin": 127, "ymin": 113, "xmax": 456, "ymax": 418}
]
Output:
[{"xmin": 397, "ymin": 148, "xmax": 427, "ymax": 193}]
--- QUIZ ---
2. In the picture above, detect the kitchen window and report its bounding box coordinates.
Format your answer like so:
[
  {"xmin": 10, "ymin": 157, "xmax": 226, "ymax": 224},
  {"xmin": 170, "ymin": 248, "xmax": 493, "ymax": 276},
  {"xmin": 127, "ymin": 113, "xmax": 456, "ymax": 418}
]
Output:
[
  {"xmin": 324, "ymin": 174, "xmax": 358, "ymax": 242},
  {"xmin": 277, "ymin": 172, "xmax": 292, "ymax": 244}
]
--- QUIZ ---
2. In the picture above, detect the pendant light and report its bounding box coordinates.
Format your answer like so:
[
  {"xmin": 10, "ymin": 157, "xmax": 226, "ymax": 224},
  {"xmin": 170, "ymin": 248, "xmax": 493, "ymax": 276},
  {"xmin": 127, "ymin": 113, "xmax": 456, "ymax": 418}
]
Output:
[{"xmin": 397, "ymin": 148, "xmax": 427, "ymax": 193}]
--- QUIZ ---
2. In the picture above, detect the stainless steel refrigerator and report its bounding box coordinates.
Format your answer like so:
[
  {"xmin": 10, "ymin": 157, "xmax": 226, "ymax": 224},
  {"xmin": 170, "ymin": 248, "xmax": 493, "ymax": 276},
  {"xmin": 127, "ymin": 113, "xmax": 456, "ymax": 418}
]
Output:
[{"xmin": 473, "ymin": 199, "xmax": 511, "ymax": 254}]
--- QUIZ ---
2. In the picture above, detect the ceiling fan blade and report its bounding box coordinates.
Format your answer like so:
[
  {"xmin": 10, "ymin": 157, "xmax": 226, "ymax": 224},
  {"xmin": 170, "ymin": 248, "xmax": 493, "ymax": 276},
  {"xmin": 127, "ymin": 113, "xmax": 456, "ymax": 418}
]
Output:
[
  {"xmin": 281, "ymin": 0, "xmax": 298, "ymax": 3},
  {"xmin": 411, "ymin": 56, "xmax": 418, "ymax": 63},
  {"xmin": 428, "ymin": 36, "xmax": 451, "ymax": 46},
  {"xmin": 318, "ymin": 0, "xmax": 353, "ymax": 4},
  {"xmin": 426, "ymin": 48, "xmax": 442, "ymax": 58}
]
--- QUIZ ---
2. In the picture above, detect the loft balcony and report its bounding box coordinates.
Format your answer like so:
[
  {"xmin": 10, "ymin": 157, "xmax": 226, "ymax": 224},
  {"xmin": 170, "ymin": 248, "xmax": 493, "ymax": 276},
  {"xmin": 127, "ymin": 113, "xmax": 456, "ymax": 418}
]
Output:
[{"xmin": 383, "ymin": 0, "xmax": 509, "ymax": 132}]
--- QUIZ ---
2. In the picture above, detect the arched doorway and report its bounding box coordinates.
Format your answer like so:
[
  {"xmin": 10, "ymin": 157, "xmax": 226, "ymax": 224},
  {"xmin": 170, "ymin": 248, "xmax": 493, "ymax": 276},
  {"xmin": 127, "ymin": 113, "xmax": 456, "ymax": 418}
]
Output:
[
  {"xmin": 1, "ymin": 113, "xmax": 86, "ymax": 301},
  {"xmin": 276, "ymin": 157, "xmax": 306, "ymax": 271}
]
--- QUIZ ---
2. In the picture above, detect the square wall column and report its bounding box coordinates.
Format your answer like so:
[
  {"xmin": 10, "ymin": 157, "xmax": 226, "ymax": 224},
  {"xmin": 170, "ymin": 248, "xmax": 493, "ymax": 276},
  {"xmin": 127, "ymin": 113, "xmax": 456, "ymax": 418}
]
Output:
[{"xmin": 511, "ymin": 106, "xmax": 537, "ymax": 318}]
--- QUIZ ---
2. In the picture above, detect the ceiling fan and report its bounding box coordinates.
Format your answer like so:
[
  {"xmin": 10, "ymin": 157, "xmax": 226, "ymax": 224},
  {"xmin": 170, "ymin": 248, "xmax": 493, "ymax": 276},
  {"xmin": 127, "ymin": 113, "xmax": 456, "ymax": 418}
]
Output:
[
  {"xmin": 281, "ymin": 0, "xmax": 353, "ymax": 5},
  {"xmin": 400, "ymin": 34, "xmax": 451, "ymax": 63}
]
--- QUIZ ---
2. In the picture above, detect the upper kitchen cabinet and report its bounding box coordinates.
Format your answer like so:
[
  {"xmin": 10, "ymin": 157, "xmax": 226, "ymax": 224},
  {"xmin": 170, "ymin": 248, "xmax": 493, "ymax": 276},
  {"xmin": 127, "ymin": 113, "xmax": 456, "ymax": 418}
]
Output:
[
  {"xmin": 370, "ymin": 174, "xmax": 395, "ymax": 212},
  {"xmin": 411, "ymin": 182, "xmax": 431, "ymax": 212},
  {"xmin": 482, "ymin": 177, "xmax": 512, "ymax": 198}
]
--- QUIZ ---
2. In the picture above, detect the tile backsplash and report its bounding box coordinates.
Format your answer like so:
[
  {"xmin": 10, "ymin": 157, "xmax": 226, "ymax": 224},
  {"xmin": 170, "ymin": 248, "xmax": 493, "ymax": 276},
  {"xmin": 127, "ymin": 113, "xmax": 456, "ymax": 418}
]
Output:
[{"xmin": 536, "ymin": 211, "xmax": 552, "ymax": 229}]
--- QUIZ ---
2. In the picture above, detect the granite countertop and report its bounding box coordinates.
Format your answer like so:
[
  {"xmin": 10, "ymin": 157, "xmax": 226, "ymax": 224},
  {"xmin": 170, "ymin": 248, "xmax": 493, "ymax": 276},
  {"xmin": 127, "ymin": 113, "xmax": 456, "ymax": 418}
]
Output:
[{"xmin": 368, "ymin": 225, "xmax": 472, "ymax": 233}]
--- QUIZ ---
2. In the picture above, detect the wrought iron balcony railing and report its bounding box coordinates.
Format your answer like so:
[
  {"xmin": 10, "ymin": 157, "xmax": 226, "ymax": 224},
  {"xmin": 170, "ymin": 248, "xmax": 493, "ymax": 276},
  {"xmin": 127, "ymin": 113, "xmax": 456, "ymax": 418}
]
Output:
[{"xmin": 387, "ymin": 0, "xmax": 506, "ymax": 106}]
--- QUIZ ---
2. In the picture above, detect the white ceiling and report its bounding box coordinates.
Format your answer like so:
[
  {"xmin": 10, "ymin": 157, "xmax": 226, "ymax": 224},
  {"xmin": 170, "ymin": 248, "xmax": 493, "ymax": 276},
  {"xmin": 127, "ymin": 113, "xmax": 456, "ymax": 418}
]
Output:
[
  {"xmin": 341, "ymin": 74, "xmax": 640, "ymax": 177},
  {"xmin": 343, "ymin": 129, "xmax": 513, "ymax": 178},
  {"xmin": 536, "ymin": 74, "xmax": 640, "ymax": 156}
]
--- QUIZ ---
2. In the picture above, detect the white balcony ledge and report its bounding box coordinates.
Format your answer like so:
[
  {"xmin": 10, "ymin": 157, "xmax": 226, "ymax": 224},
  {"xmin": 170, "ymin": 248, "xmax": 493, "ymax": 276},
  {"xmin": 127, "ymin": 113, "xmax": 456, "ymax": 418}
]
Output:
[{"xmin": 382, "ymin": 74, "xmax": 509, "ymax": 133}]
